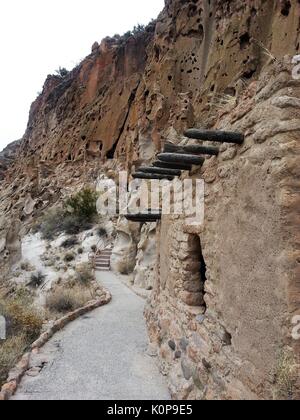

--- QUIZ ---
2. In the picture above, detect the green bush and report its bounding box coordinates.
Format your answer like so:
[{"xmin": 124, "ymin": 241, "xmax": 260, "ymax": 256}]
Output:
[
  {"xmin": 39, "ymin": 207, "xmax": 66, "ymax": 240},
  {"xmin": 65, "ymin": 188, "xmax": 98, "ymax": 221},
  {"xmin": 97, "ymin": 227, "xmax": 107, "ymax": 237},
  {"xmin": 39, "ymin": 188, "xmax": 98, "ymax": 240},
  {"xmin": 61, "ymin": 214, "xmax": 93, "ymax": 235},
  {"xmin": 55, "ymin": 67, "xmax": 69, "ymax": 78}
]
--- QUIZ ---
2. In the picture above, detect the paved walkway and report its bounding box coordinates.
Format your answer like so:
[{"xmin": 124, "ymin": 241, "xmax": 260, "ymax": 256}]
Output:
[{"xmin": 12, "ymin": 272, "xmax": 170, "ymax": 400}]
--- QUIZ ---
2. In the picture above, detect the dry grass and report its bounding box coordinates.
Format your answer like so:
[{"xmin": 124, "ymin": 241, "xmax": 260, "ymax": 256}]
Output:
[
  {"xmin": 46, "ymin": 285, "xmax": 94, "ymax": 315},
  {"xmin": 273, "ymin": 350, "xmax": 297, "ymax": 400},
  {"xmin": 0, "ymin": 334, "xmax": 27, "ymax": 385},
  {"xmin": 75, "ymin": 262, "xmax": 94, "ymax": 286},
  {"xmin": 0, "ymin": 292, "xmax": 43, "ymax": 386}
]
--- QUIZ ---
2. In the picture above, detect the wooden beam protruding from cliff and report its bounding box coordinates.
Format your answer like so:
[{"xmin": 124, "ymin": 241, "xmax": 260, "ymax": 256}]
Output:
[
  {"xmin": 153, "ymin": 161, "xmax": 192, "ymax": 171},
  {"xmin": 184, "ymin": 129, "xmax": 244, "ymax": 144},
  {"xmin": 157, "ymin": 153, "xmax": 205, "ymax": 166},
  {"xmin": 164, "ymin": 142, "xmax": 219, "ymax": 156},
  {"xmin": 132, "ymin": 172, "xmax": 174, "ymax": 181},
  {"xmin": 125, "ymin": 213, "xmax": 162, "ymax": 222},
  {"xmin": 138, "ymin": 167, "xmax": 182, "ymax": 177}
]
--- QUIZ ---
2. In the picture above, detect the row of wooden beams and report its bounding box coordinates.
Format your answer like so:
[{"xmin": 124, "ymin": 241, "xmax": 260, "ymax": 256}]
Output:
[
  {"xmin": 157, "ymin": 153, "xmax": 205, "ymax": 166},
  {"xmin": 138, "ymin": 167, "xmax": 182, "ymax": 177},
  {"xmin": 125, "ymin": 213, "xmax": 162, "ymax": 222},
  {"xmin": 131, "ymin": 128, "xmax": 244, "ymax": 183},
  {"xmin": 152, "ymin": 160, "xmax": 192, "ymax": 171},
  {"xmin": 164, "ymin": 142, "xmax": 219, "ymax": 156},
  {"xmin": 184, "ymin": 129, "xmax": 244, "ymax": 144},
  {"xmin": 132, "ymin": 172, "xmax": 174, "ymax": 181}
]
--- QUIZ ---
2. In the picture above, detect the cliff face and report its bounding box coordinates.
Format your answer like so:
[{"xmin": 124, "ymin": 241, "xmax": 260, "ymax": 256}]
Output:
[
  {"xmin": 1, "ymin": 1, "xmax": 299, "ymax": 216},
  {"xmin": 0, "ymin": 0, "xmax": 300, "ymax": 400}
]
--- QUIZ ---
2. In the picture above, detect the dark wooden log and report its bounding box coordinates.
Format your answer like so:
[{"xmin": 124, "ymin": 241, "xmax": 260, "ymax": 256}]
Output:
[
  {"xmin": 138, "ymin": 167, "xmax": 182, "ymax": 177},
  {"xmin": 153, "ymin": 161, "xmax": 192, "ymax": 171},
  {"xmin": 164, "ymin": 142, "xmax": 219, "ymax": 156},
  {"xmin": 184, "ymin": 129, "xmax": 244, "ymax": 144},
  {"xmin": 125, "ymin": 213, "xmax": 162, "ymax": 222},
  {"xmin": 132, "ymin": 172, "xmax": 174, "ymax": 181},
  {"xmin": 126, "ymin": 219, "xmax": 160, "ymax": 223},
  {"xmin": 157, "ymin": 153, "xmax": 205, "ymax": 166}
]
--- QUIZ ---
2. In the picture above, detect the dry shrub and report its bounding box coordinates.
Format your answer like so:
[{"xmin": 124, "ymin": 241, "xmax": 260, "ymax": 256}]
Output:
[
  {"xmin": 0, "ymin": 334, "xmax": 27, "ymax": 385},
  {"xmin": 0, "ymin": 293, "xmax": 43, "ymax": 386},
  {"xmin": 1, "ymin": 300, "xmax": 43, "ymax": 341},
  {"xmin": 60, "ymin": 237, "xmax": 79, "ymax": 249},
  {"xmin": 75, "ymin": 263, "xmax": 94, "ymax": 286},
  {"xmin": 46, "ymin": 285, "xmax": 93, "ymax": 315},
  {"xmin": 273, "ymin": 350, "xmax": 297, "ymax": 400},
  {"xmin": 64, "ymin": 252, "xmax": 75, "ymax": 263},
  {"xmin": 20, "ymin": 260, "xmax": 35, "ymax": 272},
  {"xmin": 39, "ymin": 205, "xmax": 94, "ymax": 240}
]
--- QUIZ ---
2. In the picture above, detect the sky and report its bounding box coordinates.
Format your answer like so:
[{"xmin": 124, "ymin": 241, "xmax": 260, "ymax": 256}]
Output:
[{"xmin": 0, "ymin": 0, "xmax": 164, "ymax": 151}]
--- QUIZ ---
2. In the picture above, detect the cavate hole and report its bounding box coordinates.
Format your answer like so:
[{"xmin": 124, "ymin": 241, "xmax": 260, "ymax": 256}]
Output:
[
  {"xmin": 154, "ymin": 45, "xmax": 160, "ymax": 61},
  {"xmin": 251, "ymin": 7, "xmax": 257, "ymax": 17},
  {"xmin": 242, "ymin": 68, "xmax": 257, "ymax": 79},
  {"xmin": 281, "ymin": 0, "xmax": 291, "ymax": 16},
  {"xmin": 239, "ymin": 32, "xmax": 250, "ymax": 49},
  {"xmin": 224, "ymin": 87, "xmax": 236, "ymax": 96},
  {"xmin": 223, "ymin": 330, "xmax": 232, "ymax": 346},
  {"xmin": 188, "ymin": 4, "xmax": 197, "ymax": 17}
]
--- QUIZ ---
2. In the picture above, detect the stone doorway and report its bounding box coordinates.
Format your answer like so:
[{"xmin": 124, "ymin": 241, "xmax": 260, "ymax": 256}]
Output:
[{"xmin": 180, "ymin": 234, "xmax": 207, "ymax": 310}]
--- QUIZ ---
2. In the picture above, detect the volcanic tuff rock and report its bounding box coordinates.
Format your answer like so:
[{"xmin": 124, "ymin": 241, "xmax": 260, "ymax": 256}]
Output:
[
  {"xmin": 0, "ymin": 140, "xmax": 20, "ymax": 180},
  {"xmin": 0, "ymin": 0, "xmax": 300, "ymax": 400}
]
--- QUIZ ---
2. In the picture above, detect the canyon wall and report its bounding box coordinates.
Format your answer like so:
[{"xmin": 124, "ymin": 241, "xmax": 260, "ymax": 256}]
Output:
[{"xmin": 0, "ymin": 0, "xmax": 300, "ymax": 399}]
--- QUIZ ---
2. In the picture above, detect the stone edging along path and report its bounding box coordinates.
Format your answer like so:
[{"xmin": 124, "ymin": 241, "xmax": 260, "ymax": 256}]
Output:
[{"xmin": 0, "ymin": 280, "xmax": 112, "ymax": 401}]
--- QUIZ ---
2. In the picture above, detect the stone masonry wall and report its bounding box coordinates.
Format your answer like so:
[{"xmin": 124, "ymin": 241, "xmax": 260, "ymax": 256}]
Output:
[
  {"xmin": 145, "ymin": 61, "xmax": 300, "ymax": 400},
  {"xmin": 0, "ymin": 0, "xmax": 299, "ymax": 399}
]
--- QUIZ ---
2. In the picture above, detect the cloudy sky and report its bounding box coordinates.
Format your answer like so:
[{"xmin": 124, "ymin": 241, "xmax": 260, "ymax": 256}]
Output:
[{"xmin": 0, "ymin": 0, "xmax": 164, "ymax": 150}]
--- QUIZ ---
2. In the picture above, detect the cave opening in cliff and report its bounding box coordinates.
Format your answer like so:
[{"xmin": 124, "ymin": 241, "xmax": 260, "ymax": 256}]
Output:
[
  {"xmin": 106, "ymin": 88, "xmax": 138, "ymax": 160},
  {"xmin": 281, "ymin": 0, "xmax": 291, "ymax": 16},
  {"xmin": 239, "ymin": 32, "xmax": 250, "ymax": 49}
]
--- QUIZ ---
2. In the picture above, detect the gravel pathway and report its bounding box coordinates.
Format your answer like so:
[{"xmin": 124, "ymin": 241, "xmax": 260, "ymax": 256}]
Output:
[{"xmin": 12, "ymin": 272, "xmax": 170, "ymax": 400}]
